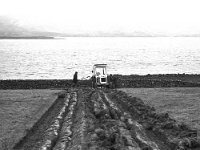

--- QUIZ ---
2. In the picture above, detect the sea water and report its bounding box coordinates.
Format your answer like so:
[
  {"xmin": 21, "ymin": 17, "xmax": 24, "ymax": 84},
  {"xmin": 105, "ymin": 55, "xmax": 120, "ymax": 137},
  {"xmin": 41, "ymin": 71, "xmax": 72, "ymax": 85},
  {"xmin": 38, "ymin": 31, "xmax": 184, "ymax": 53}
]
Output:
[{"xmin": 0, "ymin": 37, "xmax": 200, "ymax": 79}]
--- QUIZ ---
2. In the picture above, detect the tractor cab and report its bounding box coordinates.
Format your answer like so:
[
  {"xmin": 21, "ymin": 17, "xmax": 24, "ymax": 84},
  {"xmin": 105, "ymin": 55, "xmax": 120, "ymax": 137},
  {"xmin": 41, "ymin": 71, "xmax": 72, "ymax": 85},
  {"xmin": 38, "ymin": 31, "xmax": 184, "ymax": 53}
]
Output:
[{"xmin": 92, "ymin": 64, "xmax": 109, "ymax": 87}]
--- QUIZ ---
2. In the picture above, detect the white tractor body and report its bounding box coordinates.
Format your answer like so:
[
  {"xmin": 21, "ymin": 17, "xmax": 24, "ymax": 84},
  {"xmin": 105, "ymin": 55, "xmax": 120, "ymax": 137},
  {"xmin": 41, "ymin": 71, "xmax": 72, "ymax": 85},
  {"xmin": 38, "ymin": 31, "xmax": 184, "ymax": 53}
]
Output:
[{"xmin": 92, "ymin": 64, "xmax": 109, "ymax": 86}]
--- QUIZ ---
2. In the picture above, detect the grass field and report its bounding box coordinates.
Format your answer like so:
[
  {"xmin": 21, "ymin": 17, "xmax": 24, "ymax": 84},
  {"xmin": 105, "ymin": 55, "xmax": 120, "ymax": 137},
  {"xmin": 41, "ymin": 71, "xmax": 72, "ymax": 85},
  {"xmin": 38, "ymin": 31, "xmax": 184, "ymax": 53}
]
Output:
[
  {"xmin": 0, "ymin": 89, "xmax": 62, "ymax": 150},
  {"xmin": 119, "ymin": 87, "xmax": 200, "ymax": 130}
]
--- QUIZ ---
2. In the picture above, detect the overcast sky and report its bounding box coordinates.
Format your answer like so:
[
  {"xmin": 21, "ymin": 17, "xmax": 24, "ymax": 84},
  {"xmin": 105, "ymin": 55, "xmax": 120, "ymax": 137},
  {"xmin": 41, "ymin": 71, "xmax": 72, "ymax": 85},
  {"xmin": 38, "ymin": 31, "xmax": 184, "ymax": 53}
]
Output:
[{"xmin": 0, "ymin": 0, "xmax": 200, "ymax": 34}]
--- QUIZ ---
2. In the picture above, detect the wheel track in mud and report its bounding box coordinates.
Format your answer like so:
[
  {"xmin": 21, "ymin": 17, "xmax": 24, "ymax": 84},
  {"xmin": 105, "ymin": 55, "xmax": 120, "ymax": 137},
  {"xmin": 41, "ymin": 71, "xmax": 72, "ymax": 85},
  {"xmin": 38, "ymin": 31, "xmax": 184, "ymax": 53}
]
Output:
[
  {"xmin": 14, "ymin": 90, "xmax": 78, "ymax": 150},
  {"xmin": 101, "ymin": 91, "xmax": 161, "ymax": 149},
  {"xmin": 13, "ymin": 88, "xmax": 200, "ymax": 150},
  {"xmin": 86, "ymin": 90, "xmax": 165, "ymax": 150}
]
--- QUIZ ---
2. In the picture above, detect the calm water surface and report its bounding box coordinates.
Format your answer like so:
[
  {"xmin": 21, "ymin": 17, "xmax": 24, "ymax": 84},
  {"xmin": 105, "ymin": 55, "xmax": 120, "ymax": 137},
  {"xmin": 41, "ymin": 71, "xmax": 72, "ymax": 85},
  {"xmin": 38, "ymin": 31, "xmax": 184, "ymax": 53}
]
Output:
[{"xmin": 0, "ymin": 37, "xmax": 200, "ymax": 79}]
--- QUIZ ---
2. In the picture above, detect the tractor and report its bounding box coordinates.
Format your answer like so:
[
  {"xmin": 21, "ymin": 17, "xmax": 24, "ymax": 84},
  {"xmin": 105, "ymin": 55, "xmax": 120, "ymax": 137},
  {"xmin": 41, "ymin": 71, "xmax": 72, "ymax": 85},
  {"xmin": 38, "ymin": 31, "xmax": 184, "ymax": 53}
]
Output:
[{"xmin": 92, "ymin": 64, "xmax": 114, "ymax": 88}]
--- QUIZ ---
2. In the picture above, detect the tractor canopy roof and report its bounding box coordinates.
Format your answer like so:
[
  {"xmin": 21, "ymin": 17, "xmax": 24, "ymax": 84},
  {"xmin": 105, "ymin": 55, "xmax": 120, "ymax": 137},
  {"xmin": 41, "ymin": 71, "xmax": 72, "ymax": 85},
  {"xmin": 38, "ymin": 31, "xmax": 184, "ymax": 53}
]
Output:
[{"xmin": 93, "ymin": 64, "xmax": 107, "ymax": 68}]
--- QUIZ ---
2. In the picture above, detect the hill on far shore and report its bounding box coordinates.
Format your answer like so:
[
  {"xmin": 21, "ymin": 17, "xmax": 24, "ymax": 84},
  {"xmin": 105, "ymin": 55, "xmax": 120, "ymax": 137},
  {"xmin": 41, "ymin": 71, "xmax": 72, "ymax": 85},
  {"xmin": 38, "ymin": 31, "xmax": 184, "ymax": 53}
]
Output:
[{"xmin": 0, "ymin": 16, "xmax": 60, "ymax": 39}]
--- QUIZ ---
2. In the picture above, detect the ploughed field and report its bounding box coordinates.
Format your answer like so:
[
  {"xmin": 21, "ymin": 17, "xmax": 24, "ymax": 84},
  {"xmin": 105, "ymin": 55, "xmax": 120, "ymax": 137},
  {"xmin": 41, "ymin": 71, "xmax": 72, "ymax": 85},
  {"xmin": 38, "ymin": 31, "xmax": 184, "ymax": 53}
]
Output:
[
  {"xmin": 119, "ymin": 88, "xmax": 200, "ymax": 130},
  {"xmin": 0, "ymin": 90, "xmax": 62, "ymax": 150},
  {"xmin": 4, "ymin": 88, "xmax": 199, "ymax": 150}
]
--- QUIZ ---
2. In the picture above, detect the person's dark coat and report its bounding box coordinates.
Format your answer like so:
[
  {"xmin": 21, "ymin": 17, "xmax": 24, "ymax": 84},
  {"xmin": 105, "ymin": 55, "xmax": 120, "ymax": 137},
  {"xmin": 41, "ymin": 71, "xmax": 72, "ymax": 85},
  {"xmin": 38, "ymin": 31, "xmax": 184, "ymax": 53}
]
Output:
[{"xmin": 73, "ymin": 72, "xmax": 78, "ymax": 84}]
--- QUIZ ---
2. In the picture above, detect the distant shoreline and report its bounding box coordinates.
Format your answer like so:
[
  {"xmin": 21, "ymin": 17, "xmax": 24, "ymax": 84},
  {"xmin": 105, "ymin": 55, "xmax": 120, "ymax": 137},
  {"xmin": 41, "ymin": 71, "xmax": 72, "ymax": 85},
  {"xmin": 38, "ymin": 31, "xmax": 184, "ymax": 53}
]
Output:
[
  {"xmin": 1, "ymin": 36, "xmax": 200, "ymax": 39},
  {"xmin": 0, "ymin": 36, "xmax": 55, "ymax": 39}
]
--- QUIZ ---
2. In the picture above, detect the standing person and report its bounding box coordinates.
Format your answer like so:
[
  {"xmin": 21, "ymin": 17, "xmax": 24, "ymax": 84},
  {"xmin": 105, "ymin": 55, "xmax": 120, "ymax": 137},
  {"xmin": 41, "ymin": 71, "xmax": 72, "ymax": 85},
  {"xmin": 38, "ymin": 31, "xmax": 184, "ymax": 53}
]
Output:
[
  {"xmin": 109, "ymin": 74, "xmax": 113, "ymax": 88},
  {"xmin": 112, "ymin": 75, "xmax": 117, "ymax": 89},
  {"xmin": 109, "ymin": 74, "xmax": 117, "ymax": 89},
  {"xmin": 73, "ymin": 71, "xmax": 78, "ymax": 87},
  {"xmin": 91, "ymin": 70, "xmax": 96, "ymax": 88}
]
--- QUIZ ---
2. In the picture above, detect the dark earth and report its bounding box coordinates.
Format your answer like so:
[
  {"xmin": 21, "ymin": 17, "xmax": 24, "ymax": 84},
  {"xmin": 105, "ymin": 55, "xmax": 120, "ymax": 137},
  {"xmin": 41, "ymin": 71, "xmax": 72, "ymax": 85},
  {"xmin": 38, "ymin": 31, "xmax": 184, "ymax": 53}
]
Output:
[
  {"xmin": 13, "ymin": 88, "xmax": 200, "ymax": 150},
  {"xmin": 1, "ymin": 74, "xmax": 200, "ymax": 89}
]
